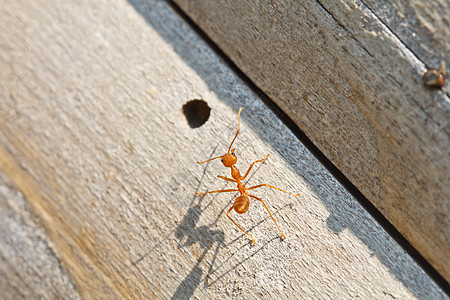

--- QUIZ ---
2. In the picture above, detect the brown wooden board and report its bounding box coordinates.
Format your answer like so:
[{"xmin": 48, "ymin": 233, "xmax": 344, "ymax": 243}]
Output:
[
  {"xmin": 0, "ymin": 0, "xmax": 447, "ymax": 298},
  {"xmin": 0, "ymin": 171, "xmax": 81, "ymax": 299},
  {"xmin": 171, "ymin": 0, "xmax": 450, "ymax": 281}
]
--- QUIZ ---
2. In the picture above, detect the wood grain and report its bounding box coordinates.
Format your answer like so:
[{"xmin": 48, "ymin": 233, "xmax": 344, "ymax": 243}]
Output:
[
  {"xmin": 171, "ymin": 0, "xmax": 450, "ymax": 281},
  {"xmin": 0, "ymin": 0, "xmax": 447, "ymax": 298},
  {"xmin": 363, "ymin": 0, "xmax": 449, "ymax": 67},
  {"xmin": 0, "ymin": 171, "xmax": 80, "ymax": 299}
]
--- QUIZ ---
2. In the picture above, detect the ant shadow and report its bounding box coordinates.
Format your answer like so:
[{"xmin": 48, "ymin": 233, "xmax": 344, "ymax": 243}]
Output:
[
  {"xmin": 172, "ymin": 203, "xmax": 224, "ymax": 300},
  {"xmin": 171, "ymin": 147, "xmax": 225, "ymax": 299}
]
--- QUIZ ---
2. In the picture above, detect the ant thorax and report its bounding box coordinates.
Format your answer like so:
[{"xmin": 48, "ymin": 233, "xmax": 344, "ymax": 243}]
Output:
[
  {"xmin": 231, "ymin": 165, "xmax": 241, "ymax": 181},
  {"xmin": 237, "ymin": 181, "xmax": 246, "ymax": 194}
]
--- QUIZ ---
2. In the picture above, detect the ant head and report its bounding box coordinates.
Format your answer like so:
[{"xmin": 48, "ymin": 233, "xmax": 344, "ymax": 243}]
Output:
[
  {"xmin": 197, "ymin": 107, "xmax": 243, "ymax": 167},
  {"xmin": 221, "ymin": 149, "xmax": 237, "ymax": 167},
  {"xmin": 197, "ymin": 149, "xmax": 237, "ymax": 166}
]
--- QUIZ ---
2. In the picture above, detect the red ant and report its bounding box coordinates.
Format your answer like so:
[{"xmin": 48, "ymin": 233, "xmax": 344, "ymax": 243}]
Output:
[{"xmin": 196, "ymin": 107, "xmax": 300, "ymax": 244}]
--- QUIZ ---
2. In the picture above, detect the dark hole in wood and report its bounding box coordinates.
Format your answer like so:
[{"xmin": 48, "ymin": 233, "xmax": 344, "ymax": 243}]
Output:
[{"xmin": 182, "ymin": 100, "xmax": 211, "ymax": 128}]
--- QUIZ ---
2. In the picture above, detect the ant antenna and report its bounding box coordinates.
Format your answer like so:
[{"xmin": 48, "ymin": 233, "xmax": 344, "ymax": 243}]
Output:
[
  {"xmin": 197, "ymin": 107, "xmax": 243, "ymax": 164},
  {"xmin": 227, "ymin": 107, "xmax": 242, "ymax": 153},
  {"xmin": 197, "ymin": 155, "xmax": 222, "ymax": 164}
]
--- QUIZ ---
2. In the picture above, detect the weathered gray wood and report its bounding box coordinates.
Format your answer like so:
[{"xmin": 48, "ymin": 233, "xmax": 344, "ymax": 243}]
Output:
[
  {"xmin": 171, "ymin": 0, "xmax": 450, "ymax": 282},
  {"xmin": 0, "ymin": 171, "xmax": 81, "ymax": 299},
  {"xmin": 0, "ymin": 0, "xmax": 447, "ymax": 298},
  {"xmin": 363, "ymin": 0, "xmax": 449, "ymax": 68}
]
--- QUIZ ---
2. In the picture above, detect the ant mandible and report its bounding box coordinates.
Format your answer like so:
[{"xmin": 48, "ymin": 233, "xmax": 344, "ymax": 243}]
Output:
[{"xmin": 196, "ymin": 107, "xmax": 300, "ymax": 244}]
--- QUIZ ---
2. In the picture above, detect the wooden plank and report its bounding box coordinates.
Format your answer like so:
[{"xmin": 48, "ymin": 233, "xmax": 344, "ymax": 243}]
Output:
[
  {"xmin": 362, "ymin": 0, "xmax": 449, "ymax": 67},
  {"xmin": 0, "ymin": 171, "xmax": 81, "ymax": 299},
  {"xmin": 0, "ymin": 0, "xmax": 447, "ymax": 298},
  {"xmin": 170, "ymin": 0, "xmax": 450, "ymax": 281}
]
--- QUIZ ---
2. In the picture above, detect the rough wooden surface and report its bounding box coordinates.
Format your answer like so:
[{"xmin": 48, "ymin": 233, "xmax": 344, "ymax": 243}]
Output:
[
  {"xmin": 0, "ymin": 171, "xmax": 81, "ymax": 299},
  {"xmin": 0, "ymin": 0, "xmax": 447, "ymax": 298},
  {"xmin": 170, "ymin": 0, "xmax": 450, "ymax": 282},
  {"xmin": 363, "ymin": 0, "xmax": 449, "ymax": 67}
]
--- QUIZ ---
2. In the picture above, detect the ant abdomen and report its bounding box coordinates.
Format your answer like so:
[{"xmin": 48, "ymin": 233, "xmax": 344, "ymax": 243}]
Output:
[{"xmin": 234, "ymin": 195, "xmax": 250, "ymax": 214}]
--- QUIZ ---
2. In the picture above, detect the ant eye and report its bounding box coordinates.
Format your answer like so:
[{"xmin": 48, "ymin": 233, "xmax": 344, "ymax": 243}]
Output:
[
  {"xmin": 232, "ymin": 153, "xmax": 236, "ymax": 156},
  {"xmin": 221, "ymin": 159, "xmax": 223, "ymax": 163}
]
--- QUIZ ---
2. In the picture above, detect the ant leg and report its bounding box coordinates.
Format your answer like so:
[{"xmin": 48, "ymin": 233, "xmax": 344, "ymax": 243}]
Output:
[
  {"xmin": 195, "ymin": 189, "xmax": 238, "ymax": 196},
  {"xmin": 248, "ymin": 195, "xmax": 286, "ymax": 240},
  {"xmin": 217, "ymin": 175, "xmax": 236, "ymax": 183},
  {"xmin": 247, "ymin": 184, "xmax": 300, "ymax": 196},
  {"xmin": 241, "ymin": 154, "xmax": 270, "ymax": 180},
  {"xmin": 227, "ymin": 107, "xmax": 243, "ymax": 153},
  {"xmin": 226, "ymin": 206, "xmax": 256, "ymax": 244}
]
